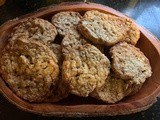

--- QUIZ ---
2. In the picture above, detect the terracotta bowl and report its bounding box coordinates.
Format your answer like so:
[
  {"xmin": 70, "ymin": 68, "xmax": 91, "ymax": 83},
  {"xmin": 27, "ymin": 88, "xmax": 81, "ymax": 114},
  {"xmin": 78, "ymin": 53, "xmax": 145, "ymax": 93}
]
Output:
[{"xmin": 0, "ymin": 2, "xmax": 160, "ymax": 117}]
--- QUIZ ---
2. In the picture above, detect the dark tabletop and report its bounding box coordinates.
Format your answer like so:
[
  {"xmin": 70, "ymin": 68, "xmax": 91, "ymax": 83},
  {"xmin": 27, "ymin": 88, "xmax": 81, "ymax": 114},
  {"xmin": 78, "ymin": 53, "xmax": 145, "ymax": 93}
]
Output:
[{"xmin": 0, "ymin": 0, "xmax": 160, "ymax": 120}]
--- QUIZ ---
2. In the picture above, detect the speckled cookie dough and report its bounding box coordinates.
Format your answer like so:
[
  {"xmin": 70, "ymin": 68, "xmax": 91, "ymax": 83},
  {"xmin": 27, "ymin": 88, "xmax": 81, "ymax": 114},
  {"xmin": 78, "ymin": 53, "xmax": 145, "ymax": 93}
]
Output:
[
  {"xmin": 10, "ymin": 18, "xmax": 57, "ymax": 44},
  {"xmin": 0, "ymin": 38, "xmax": 59, "ymax": 102},
  {"xmin": 51, "ymin": 11, "xmax": 82, "ymax": 36}
]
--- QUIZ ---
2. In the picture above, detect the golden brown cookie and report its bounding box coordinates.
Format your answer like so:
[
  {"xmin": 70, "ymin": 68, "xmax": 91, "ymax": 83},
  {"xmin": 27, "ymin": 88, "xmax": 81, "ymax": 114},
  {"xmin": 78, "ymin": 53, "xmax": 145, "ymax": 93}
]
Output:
[
  {"xmin": 0, "ymin": 38, "xmax": 59, "ymax": 102},
  {"xmin": 90, "ymin": 73, "xmax": 128, "ymax": 103},
  {"xmin": 62, "ymin": 44, "xmax": 110, "ymax": 97},
  {"xmin": 51, "ymin": 11, "xmax": 82, "ymax": 36},
  {"xmin": 10, "ymin": 18, "xmax": 57, "ymax": 44},
  {"xmin": 90, "ymin": 73, "xmax": 143, "ymax": 103},
  {"xmin": 110, "ymin": 42, "xmax": 152, "ymax": 84},
  {"xmin": 78, "ymin": 10, "xmax": 140, "ymax": 46}
]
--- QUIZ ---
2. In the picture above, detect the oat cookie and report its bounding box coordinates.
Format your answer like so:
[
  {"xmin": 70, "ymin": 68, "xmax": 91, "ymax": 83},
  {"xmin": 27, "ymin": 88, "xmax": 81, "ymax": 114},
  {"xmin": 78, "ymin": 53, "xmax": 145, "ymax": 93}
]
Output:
[
  {"xmin": 10, "ymin": 18, "xmax": 57, "ymax": 44},
  {"xmin": 62, "ymin": 44, "xmax": 110, "ymax": 97},
  {"xmin": 0, "ymin": 38, "xmax": 59, "ymax": 102},
  {"xmin": 51, "ymin": 11, "xmax": 82, "ymax": 36},
  {"xmin": 50, "ymin": 44, "xmax": 62, "ymax": 67},
  {"xmin": 78, "ymin": 10, "xmax": 140, "ymax": 46},
  {"xmin": 61, "ymin": 30, "xmax": 87, "ymax": 55},
  {"xmin": 90, "ymin": 73, "xmax": 142, "ymax": 103},
  {"xmin": 90, "ymin": 73, "xmax": 128, "ymax": 103},
  {"xmin": 110, "ymin": 42, "xmax": 152, "ymax": 84},
  {"xmin": 47, "ymin": 44, "xmax": 70, "ymax": 102},
  {"xmin": 83, "ymin": 10, "xmax": 140, "ymax": 45}
]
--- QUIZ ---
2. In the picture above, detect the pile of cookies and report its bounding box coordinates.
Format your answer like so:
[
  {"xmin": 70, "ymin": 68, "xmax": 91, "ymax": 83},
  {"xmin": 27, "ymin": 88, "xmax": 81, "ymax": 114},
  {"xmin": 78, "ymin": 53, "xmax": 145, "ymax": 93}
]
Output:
[{"xmin": 0, "ymin": 10, "xmax": 152, "ymax": 103}]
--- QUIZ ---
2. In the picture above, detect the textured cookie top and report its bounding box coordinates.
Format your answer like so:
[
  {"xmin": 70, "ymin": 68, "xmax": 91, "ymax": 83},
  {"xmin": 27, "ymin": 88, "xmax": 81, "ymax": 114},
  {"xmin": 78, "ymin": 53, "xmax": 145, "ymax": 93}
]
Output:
[
  {"xmin": 10, "ymin": 18, "xmax": 57, "ymax": 44},
  {"xmin": 51, "ymin": 11, "xmax": 82, "ymax": 36},
  {"xmin": 0, "ymin": 38, "xmax": 59, "ymax": 102},
  {"xmin": 110, "ymin": 42, "xmax": 152, "ymax": 84},
  {"xmin": 78, "ymin": 10, "xmax": 140, "ymax": 46},
  {"xmin": 62, "ymin": 44, "xmax": 110, "ymax": 97}
]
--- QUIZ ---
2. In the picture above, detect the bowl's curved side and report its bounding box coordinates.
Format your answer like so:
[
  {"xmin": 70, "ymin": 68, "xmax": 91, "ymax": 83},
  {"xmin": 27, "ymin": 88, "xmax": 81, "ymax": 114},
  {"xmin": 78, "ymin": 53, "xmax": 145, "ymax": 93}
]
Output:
[{"xmin": 0, "ymin": 2, "xmax": 160, "ymax": 117}]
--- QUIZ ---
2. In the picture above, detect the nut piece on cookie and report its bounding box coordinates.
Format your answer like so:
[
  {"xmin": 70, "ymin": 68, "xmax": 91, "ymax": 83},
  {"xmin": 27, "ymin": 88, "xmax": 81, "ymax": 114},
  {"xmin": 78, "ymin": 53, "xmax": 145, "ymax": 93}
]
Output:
[
  {"xmin": 10, "ymin": 18, "xmax": 57, "ymax": 44},
  {"xmin": 78, "ymin": 10, "xmax": 140, "ymax": 46},
  {"xmin": 0, "ymin": 38, "xmax": 59, "ymax": 102},
  {"xmin": 90, "ymin": 73, "xmax": 142, "ymax": 103},
  {"xmin": 110, "ymin": 42, "xmax": 152, "ymax": 84},
  {"xmin": 51, "ymin": 11, "xmax": 82, "ymax": 37},
  {"xmin": 62, "ymin": 44, "xmax": 110, "ymax": 97}
]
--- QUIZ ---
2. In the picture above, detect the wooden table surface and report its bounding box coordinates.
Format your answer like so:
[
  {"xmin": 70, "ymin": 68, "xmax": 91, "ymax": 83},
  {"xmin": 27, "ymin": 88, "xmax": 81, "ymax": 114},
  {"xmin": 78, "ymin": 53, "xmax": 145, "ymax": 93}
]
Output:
[{"xmin": 0, "ymin": 0, "xmax": 160, "ymax": 119}]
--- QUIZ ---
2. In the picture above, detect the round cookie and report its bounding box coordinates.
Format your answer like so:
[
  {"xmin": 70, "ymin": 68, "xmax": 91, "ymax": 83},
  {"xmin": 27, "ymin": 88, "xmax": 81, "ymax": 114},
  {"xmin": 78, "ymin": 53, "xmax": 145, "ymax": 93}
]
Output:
[
  {"xmin": 110, "ymin": 42, "xmax": 152, "ymax": 84},
  {"xmin": 78, "ymin": 10, "xmax": 140, "ymax": 46},
  {"xmin": 83, "ymin": 10, "xmax": 140, "ymax": 45},
  {"xmin": 62, "ymin": 44, "xmax": 110, "ymax": 97},
  {"xmin": 0, "ymin": 38, "xmax": 59, "ymax": 102},
  {"xmin": 10, "ymin": 18, "xmax": 57, "ymax": 44},
  {"xmin": 90, "ymin": 73, "xmax": 128, "ymax": 103},
  {"xmin": 90, "ymin": 73, "xmax": 142, "ymax": 103},
  {"xmin": 51, "ymin": 11, "xmax": 82, "ymax": 36}
]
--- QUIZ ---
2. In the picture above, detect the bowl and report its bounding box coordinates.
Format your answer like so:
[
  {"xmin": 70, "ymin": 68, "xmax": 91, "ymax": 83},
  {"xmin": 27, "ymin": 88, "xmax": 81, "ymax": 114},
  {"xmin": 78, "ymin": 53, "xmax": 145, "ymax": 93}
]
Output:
[{"xmin": 0, "ymin": 2, "xmax": 160, "ymax": 117}]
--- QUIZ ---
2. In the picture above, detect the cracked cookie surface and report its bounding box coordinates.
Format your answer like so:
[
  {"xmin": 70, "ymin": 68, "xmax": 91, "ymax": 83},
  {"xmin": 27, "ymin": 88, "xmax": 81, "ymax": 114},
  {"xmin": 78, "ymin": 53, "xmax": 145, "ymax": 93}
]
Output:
[{"xmin": 0, "ymin": 38, "xmax": 59, "ymax": 102}]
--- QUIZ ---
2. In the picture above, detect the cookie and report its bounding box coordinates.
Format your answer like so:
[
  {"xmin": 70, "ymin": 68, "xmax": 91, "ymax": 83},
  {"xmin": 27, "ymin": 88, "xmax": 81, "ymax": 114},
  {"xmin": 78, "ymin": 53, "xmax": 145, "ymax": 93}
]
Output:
[
  {"xmin": 61, "ymin": 30, "xmax": 88, "ymax": 55},
  {"xmin": 0, "ymin": 38, "xmax": 59, "ymax": 102},
  {"xmin": 90, "ymin": 73, "xmax": 128, "ymax": 103},
  {"xmin": 10, "ymin": 18, "xmax": 57, "ymax": 44},
  {"xmin": 62, "ymin": 44, "xmax": 110, "ymax": 97},
  {"xmin": 90, "ymin": 73, "xmax": 142, "ymax": 103},
  {"xmin": 45, "ymin": 77, "xmax": 70, "ymax": 103},
  {"xmin": 110, "ymin": 42, "xmax": 152, "ymax": 84},
  {"xmin": 83, "ymin": 10, "xmax": 140, "ymax": 45},
  {"xmin": 51, "ymin": 11, "xmax": 82, "ymax": 36},
  {"xmin": 47, "ymin": 44, "xmax": 70, "ymax": 102},
  {"xmin": 78, "ymin": 10, "xmax": 140, "ymax": 46},
  {"xmin": 50, "ymin": 44, "xmax": 62, "ymax": 67}
]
